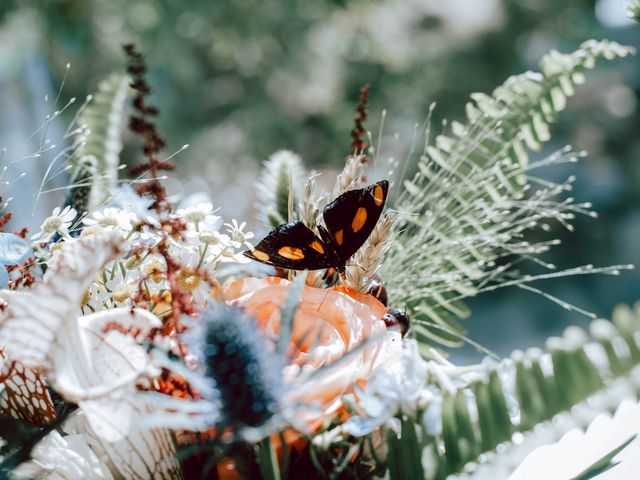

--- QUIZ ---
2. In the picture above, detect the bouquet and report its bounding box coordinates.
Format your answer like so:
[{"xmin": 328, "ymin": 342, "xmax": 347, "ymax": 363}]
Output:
[{"xmin": 0, "ymin": 36, "xmax": 639, "ymax": 480}]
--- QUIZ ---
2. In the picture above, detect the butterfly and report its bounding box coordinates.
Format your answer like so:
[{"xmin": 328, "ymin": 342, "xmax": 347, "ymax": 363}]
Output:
[{"xmin": 244, "ymin": 180, "xmax": 388, "ymax": 274}]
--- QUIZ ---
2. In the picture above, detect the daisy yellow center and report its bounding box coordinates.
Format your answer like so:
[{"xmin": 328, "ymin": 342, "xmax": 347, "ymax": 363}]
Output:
[
  {"xmin": 112, "ymin": 283, "xmax": 135, "ymax": 302},
  {"xmin": 152, "ymin": 291, "xmax": 173, "ymax": 317},
  {"xmin": 199, "ymin": 232, "xmax": 219, "ymax": 245},
  {"xmin": 178, "ymin": 270, "xmax": 201, "ymax": 291},
  {"xmin": 185, "ymin": 211, "xmax": 206, "ymax": 223},
  {"xmin": 144, "ymin": 260, "xmax": 166, "ymax": 282},
  {"xmin": 81, "ymin": 289, "xmax": 92, "ymax": 306},
  {"xmin": 42, "ymin": 216, "xmax": 62, "ymax": 233}
]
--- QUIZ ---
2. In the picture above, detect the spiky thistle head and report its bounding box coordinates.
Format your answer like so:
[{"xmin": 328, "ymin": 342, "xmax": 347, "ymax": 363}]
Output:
[
  {"xmin": 187, "ymin": 304, "xmax": 284, "ymax": 430},
  {"xmin": 256, "ymin": 150, "xmax": 306, "ymax": 229}
]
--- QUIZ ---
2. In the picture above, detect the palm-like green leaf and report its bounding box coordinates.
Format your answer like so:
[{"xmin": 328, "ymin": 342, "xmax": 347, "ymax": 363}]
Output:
[
  {"xmin": 382, "ymin": 40, "xmax": 635, "ymax": 347},
  {"xmin": 70, "ymin": 73, "xmax": 130, "ymax": 212},
  {"xmin": 395, "ymin": 302, "xmax": 640, "ymax": 479}
]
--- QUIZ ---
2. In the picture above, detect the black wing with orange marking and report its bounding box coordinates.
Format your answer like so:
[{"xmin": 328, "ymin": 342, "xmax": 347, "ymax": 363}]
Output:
[
  {"xmin": 322, "ymin": 180, "xmax": 388, "ymax": 264},
  {"xmin": 244, "ymin": 221, "xmax": 337, "ymax": 270}
]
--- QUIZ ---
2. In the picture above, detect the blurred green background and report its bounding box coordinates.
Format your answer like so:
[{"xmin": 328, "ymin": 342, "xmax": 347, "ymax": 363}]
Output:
[{"xmin": 0, "ymin": 0, "xmax": 639, "ymax": 361}]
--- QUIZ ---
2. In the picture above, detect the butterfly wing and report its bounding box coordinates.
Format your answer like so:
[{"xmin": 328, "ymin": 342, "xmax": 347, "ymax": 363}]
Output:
[
  {"xmin": 322, "ymin": 180, "xmax": 389, "ymax": 264},
  {"xmin": 244, "ymin": 221, "xmax": 335, "ymax": 271}
]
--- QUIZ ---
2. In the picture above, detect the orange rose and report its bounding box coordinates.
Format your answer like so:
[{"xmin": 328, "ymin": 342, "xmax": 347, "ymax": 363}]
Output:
[{"xmin": 222, "ymin": 276, "xmax": 388, "ymax": 425}]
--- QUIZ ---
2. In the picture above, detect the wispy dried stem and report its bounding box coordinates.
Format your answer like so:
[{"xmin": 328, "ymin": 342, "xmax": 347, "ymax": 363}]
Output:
[
  {"xmin": 298, "ymin": 172, "xmax": 323, "ymax": 233},
  {"xmin": 332, "ymin": 154, "xmax": 365, "ymax": 197},
  {"xmin": 346, "ymin": 211, "xmax": 397, "ymax": 292}
]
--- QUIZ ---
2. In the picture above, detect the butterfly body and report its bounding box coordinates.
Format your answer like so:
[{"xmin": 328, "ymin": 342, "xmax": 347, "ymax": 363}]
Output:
[{"xmin": 245, "ymin": 180, "xmax": 388, "ymax": 273}]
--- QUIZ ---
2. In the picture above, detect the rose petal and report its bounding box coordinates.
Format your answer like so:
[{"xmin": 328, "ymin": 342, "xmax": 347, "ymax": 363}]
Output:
[{"xmin": 222, "ymin": 276, "xmax": 388, "ymax": 425}]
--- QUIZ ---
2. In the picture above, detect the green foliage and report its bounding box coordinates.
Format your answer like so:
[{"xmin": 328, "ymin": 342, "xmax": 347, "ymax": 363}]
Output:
[
  {"xmin": 256, "ymin": 150, "xmax": 306, "ymax": 228},
  {"xmin": 394, "ymin": 302, "xmax": 640, "ymax": 479},
  {"xmin": 72, "ymin": 73, "xmax": 130, "ymax": 211},
  {"xmin": 382, "ymin": 40, "xmax": 635, "ymax": 348},
  {"xmin": 387, "ymin": 417, "xmax": 426, "ymax": 480},
  {"xmin": 572, "ymin": 435, "xmax": 637, "ymax": 480},
  {"xmin": 257, "ymin": 437, "xmax": 281, "ymax": 480},
  {"xmin": 628, "ymin": 1, "xmax": 640, "ymax": 22}
]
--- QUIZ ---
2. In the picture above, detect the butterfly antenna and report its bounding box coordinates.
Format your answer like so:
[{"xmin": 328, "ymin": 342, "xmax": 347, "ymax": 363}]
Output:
[{"xmin": 316, "ymin": 286, "xmax": 333, "ymax": 312}]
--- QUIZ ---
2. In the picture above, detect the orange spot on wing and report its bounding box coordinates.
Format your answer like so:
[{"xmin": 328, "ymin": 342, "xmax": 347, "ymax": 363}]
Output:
[
  {"xmin": 310, "ymin": 241, "xmax": 325, "ymax": 254},
  {"xmin": 352, "ymin": 207, "xmax": 368, "ymax": 233},
  {"xmin": 278, "ymin": 246, "xmax": 305, "ymax": 260},
  {"xmin": 373, "ymin": 185, "xmax": 385, "ymax": 206},
  {"xmin": 252, "ymin": 250, "xmax": 270, "ymax": 262},
  {"xmin": 335, "ymin": 229, "xmax": 344, "ymax": 245}
]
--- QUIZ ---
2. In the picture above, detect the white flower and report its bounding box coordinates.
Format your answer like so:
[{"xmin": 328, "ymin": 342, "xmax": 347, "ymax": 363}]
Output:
[
  {"xmin": 84, "ymin": 258, "xmax": 143, "ymax": 310},
  {"xmin": 0, "ymin": 234, "xmax": 212, "ymax": 442},
  {"xmin": 198, "ymin": 230, "xmax": 232, "ymax": 247},
  {"xmin": 511, "ymin": 399, "xmax": 640, "ymax": 480},
  {"xmin": 63, "ymin": 411, "xmax": 186, "ymax": 480},
  {"xmin": 341, "ymin": 336, "xmax": 428, "ymax": 436},
  {"xmin": 12, "ymin": 430, "xmax": 114, "ymax": 480},
  {"xmin": 217, "ymin": 245, "xmax": 251, "ymax": 264},
  {"xmin": 111, "ymin": 282, "xmax": 137, "ymax": 304},
  {"xmin": 83, "ymin": 207, "xmax": 137, "ymax": 232},
  {"xmin": 31, "ymin": 206, "xmax": 77, "ymax": 242},
  {"xmin": 177, "ymin": 202, "xmax": 220, "ymax": 229},
  {"xmin": 107, "ymin": 185, "xmax": 154, "ymax": 220},
  {"xmin": 225, "ymin": 219, "xmax": 255, "ymax": 249}
]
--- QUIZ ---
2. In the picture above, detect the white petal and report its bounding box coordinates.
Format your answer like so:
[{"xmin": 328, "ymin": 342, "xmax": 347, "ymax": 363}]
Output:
[{"xmin": 0, "ymin": 233, "xmax": 124, "ymax": 369}]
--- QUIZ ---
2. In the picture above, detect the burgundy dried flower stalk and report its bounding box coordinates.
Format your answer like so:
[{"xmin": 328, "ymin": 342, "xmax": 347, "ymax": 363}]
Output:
[
  {"xmin": 123, "ymin": 43, "xmax": 174, "ymax": 213},
  {"xmin": 122, "ymin": 45, "xmax": 199, "ymax": 335},
  {"xmin": 350, "ymin": 84, "xmax": 370, "ymax": 163},
  {"xmin": 0, "ymin": 212, "xmax": 12, "ymax": 230},
  {"xmin": 120, "ymin": 47, "xmax": 226, "ymax": 407}
]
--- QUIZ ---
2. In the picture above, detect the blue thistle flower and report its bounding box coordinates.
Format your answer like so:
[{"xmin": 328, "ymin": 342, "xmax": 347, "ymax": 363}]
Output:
[{"xmin": 188, "ymin": 304, "xmax": 284, "ymax": 429}]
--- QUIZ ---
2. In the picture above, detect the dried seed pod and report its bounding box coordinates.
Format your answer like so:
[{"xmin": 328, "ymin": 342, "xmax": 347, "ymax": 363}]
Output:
[
  {"xmin": 368, "ymin": 276, "xmax": 388, "ymax": 306},
  {"xmin": 383, "ymin": 307, "xmax": 411, "ymax": 337}
]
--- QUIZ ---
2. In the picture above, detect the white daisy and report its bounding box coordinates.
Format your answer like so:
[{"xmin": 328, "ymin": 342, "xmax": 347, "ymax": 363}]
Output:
[
  {"xmin": 83, "ymin": 207, "xmax": 137, "ymax": 232},
  {"xmin": 177, "ymin": 202, "xmax": 220, "ymax": 230},
  {"xmin": 215, "ymin": 245, "xmax": 251, "ymax": 264},
  {"xmin": 225, "ymin": 219, "xmax": 255, "ymax": 249},
  {"xmin": 31, "ymin": 206, "xmax": 77, "ymax": 242},
  {"xmin": 198, "ymin": 230, "xmax": 233, "ymax": 248},
  {"xmin": 12, "ymin": 430, "xmax": 114, "ymax": 480}
]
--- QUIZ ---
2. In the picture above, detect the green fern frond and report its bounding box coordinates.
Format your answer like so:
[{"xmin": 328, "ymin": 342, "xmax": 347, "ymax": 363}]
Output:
[
  {"xmin": 381, "ymin": 40, "xmax": 635, "ymax": 347},
  {"xmin": 442, "ymin": 40, "xmax": 634, "ymax": 176},
  {"xmin": 404, "ymin": 303, "xmax": 640, "ymax": 479},
  {"xmin": 71, "ymin": 73, "xmax": 130, "ymax": 212}
]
